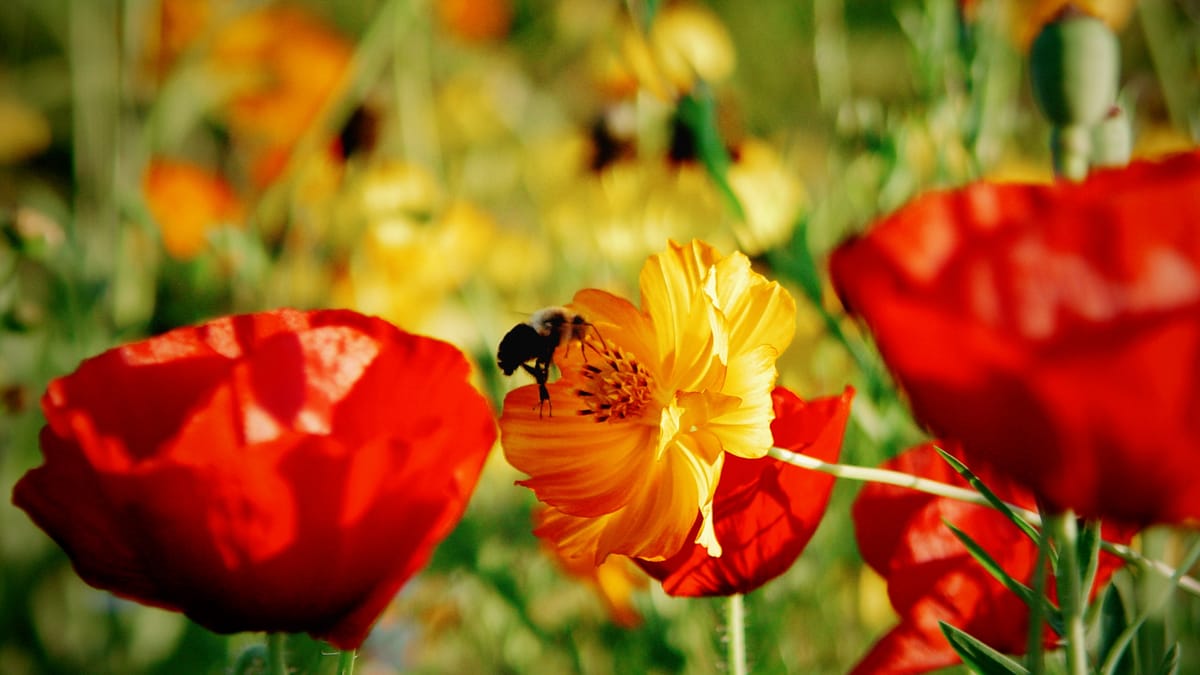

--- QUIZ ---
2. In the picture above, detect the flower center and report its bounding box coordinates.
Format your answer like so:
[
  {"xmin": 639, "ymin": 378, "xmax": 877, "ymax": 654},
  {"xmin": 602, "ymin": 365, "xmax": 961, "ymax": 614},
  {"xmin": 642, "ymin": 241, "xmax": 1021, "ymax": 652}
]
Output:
[{"xmin": 575, "ymin": 345, "xmax": 654, "ymax": 423}]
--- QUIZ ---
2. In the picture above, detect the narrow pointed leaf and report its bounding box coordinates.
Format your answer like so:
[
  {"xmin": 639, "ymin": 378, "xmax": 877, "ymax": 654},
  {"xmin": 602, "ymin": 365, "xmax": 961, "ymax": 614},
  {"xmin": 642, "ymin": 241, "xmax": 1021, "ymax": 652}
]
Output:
[
  {"xmin": 946, "ymin": 521, "xmax": 1065, "ymax": 635},
  {"xmin": 1097, "ymin": 585, "xmax": 1133, "ymax": 675},
  {"xmin": 1078, "ymin": 519, "xmax": 1103, "ymax": 594},
  {"xmin": 1156, "ymin": 644, "xmax": 1181, "ymax": 675},
  {"xmin": 939, "ymin": 622, "xmax": 1030, "ymax": 675},
  {"xmin": 935, "ymin": 447, "xmax": 1042, "ymax": 545}
]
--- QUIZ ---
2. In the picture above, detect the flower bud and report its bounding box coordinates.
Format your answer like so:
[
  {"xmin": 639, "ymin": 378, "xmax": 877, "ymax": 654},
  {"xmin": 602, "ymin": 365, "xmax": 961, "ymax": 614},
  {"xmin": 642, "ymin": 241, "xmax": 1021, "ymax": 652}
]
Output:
[{"xmin": 1030, "ymin": 7, "xmax": 1120, "ymax": 127}]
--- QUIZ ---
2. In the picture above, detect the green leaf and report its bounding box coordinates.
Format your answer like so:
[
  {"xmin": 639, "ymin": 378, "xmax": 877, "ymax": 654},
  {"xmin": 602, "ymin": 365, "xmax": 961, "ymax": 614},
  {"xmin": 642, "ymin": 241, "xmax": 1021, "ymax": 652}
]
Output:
[
  {"xmin": 939, "ymin": 622, "xmax": 1029, "ymax": 675},
  {"xmin": 946, "ymin": 522, "xmax": 1065, "ymax": 636},
  {"xmin": 781, "ymin": 217, "xmax": 823, "ymax": 306},
  {"xmin": 934, "ymin": 448, "xmax": 1042, "ymax": 546},
  {"xmin": 676, "ymin": 88, "xmax": 746, "ymax": 222},
  {"xmin": 1097, "ymin": 585, "xmax": 1133, "ymax": 675},
  {"xmin": 1077, "ymin": 519, "xmax": 1102, "ymax": 594},
  {"xmin": 1156, "ymin": 643, "xmax": 1181, "ymax": 675}
]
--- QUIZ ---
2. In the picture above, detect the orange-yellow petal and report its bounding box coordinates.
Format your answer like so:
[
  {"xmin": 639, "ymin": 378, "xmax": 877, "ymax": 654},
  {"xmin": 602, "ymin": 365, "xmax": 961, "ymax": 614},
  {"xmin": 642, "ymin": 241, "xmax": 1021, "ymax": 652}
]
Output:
[{"xmin": 502, "ymin": 384, "xmax": 658, "ymax": 519}]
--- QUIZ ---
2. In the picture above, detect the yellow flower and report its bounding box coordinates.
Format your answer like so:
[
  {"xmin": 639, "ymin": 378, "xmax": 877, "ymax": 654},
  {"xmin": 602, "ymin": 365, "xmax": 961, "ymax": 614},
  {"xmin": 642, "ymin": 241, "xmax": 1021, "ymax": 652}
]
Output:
[
  {"xmin": 592, "ymin": 4, "xmax": 735, "ymax": 101},
  {"xmin": 500, "ymin": 240, "xmax": 796, "ymax": 563}
]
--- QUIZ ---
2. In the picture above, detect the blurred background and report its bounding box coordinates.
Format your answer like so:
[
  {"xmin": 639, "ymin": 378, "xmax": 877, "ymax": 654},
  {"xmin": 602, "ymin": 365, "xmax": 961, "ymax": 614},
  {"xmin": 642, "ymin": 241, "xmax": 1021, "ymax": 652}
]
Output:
[{"xmin": 1, "ymin": 0, "xmax": 1198, "ymax": 672}]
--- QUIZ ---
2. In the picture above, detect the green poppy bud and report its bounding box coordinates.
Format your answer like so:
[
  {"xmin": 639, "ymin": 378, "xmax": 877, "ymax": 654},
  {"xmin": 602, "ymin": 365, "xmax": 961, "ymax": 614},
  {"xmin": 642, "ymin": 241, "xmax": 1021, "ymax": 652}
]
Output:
[{"xmin": 1030, "ymin": 7, "xmax": 1120, "ymax": 127}]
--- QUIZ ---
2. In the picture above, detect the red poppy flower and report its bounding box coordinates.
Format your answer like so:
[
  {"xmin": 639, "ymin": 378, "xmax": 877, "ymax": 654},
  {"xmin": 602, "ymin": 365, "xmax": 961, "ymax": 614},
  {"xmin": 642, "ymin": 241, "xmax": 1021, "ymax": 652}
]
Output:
[
  {"xmin": 11, "ymin": 309, "xmax": 496, "ymax": 649},
  {"xmin": 851, "ymin": 443, "xmax": 1133, "ymax": 675},
  {"xmin": 830, "ymin": 150, "xmax": 1200, "ymax": 525},
  {"xmin": 637, "ymin": 386, "xmax": 854, "ymax": 596}
]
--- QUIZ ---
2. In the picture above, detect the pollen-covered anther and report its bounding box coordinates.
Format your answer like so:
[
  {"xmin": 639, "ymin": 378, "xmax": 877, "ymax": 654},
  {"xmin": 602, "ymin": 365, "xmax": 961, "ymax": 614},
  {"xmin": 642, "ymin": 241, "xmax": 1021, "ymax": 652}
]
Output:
[{"xmin": 575, "ymin": 345, "xmax": 654, "ymax": 423}]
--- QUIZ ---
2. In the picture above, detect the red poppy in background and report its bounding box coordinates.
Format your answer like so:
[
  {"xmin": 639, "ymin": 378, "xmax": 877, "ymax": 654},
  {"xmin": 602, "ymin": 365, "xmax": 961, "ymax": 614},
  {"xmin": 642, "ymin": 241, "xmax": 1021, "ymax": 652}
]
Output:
[
  {"xmin": 830, "ymin": 150, "xmax": 1200, "ymax": 526},
  {"xmin": 637, "ymin": 386, "xmax": 855, "ymax": 596},
  {"xmin": 851, "ymin": 443, "xmax": 1133, "ymax": 675},
  {"xmin": 11, "ymin": 309, "xmax": 496, "ymax": 649}
]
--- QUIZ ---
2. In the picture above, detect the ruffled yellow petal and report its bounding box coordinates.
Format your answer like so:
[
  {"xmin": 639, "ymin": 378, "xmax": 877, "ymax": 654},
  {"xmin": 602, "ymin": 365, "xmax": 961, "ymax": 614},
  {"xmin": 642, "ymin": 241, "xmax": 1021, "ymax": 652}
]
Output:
[
  {"xmin": 707, "ymin": 246, "xmax": 797, "ymax": 357},
  {"xmin": 694, "ymin": 345, "xmax": 779, "ymax": 459},
  {"xmin": 639, "ymin": 240, "xmax": 720, "ymax": 369}
]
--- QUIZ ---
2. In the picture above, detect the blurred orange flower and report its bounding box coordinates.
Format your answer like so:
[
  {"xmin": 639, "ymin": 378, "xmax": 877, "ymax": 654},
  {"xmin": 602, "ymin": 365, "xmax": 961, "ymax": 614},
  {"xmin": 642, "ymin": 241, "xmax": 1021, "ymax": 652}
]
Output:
[
  {"xmin": 437, "ymin": 0, "xmax": 514, "ymax": 42},
  {"xmin": 961, "ymin": 0, "xmax": 1135, "ymax": 47},
  {"xmin": 143, "ymin": 159, "xmax": 242, "ymax": 259},
  {"xmin": 208, "ymin": 5, "xmax": 352, "ymax": 186},
  {"xmin": 501, "ymin": 240, "xmax": 796, "ymax": 564},
  {"xmin": 537, "ymin": 507, "xmax": 649, "ymax": 628}
]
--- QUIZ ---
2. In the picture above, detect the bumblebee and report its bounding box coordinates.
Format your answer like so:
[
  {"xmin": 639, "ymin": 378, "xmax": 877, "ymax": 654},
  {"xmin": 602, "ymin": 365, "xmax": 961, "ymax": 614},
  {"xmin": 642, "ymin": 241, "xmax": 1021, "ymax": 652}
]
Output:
[{"xmin": 497, "ymin": 307, "xmax": 596, "ymax": 416}]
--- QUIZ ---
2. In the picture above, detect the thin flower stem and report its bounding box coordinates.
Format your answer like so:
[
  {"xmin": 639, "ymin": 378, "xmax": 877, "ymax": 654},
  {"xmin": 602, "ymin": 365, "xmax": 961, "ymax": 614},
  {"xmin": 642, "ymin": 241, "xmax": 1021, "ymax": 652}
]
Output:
[
  {"xmin": 766, "ymin": 447, "xmax": 1200, "ymax": 598},
  {"xmin": 767, "ymin": 446, "xmax": 1003, "ymax": 511},
  {"xmin": 1047, "ymin": 513, "xmax": 1089, "ymax": 675},
  {"xmin": 726, "ymin": 594, "xmax": 748, "ymax": 675},
  {"xmin": 267, "ymin": 633, "xmax": 288, "ymax": 675},
  {"xmin": 338, "ymin": 649, "xmax": 357, "ymax": 675}
]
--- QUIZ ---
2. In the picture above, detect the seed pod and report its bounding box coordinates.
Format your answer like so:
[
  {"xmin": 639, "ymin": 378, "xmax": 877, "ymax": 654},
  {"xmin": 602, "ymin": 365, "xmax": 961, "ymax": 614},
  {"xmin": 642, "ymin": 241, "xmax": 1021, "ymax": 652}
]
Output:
[{"xmin": 1030, "ymin": 7, "xmax": 1120, "ymax": 127}]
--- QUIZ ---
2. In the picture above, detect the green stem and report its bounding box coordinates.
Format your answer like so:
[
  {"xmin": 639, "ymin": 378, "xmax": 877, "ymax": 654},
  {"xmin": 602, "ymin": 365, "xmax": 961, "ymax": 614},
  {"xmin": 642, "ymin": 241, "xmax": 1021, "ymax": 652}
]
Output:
[
  {"xmin": 768, "ymin": 446, "xmax": 998, "ymax": 508},
  {"xmin": 1138, "ymin": 0, "xmax": 1196, "ymax": 138},
  {"xmin": 1047, "ymin": 512, "xmax": 1089, "ymax": 675},
  {"xmin": 812, "ymin": 0, "xmax": 849, "ymax": 111},
  {"xmin": 267, "ymin": 633, "xmax": 288, "ymax": 675},
  {"xmin": 1025, "ymin": 520, "xmax": 1050, "ymax": 675},
  {"xmin": 393, "ymin": 0, "xmax": 442, "ymax": 173},
  {"xmin": 338, "ymin": 649, "xmax": 357, "ymax": 675},
  {"xmin": 766, "ymin": 446, "xmax": 1200, "ymax": 597},
  {"xmin": 726, "ymin": 594, "xmax": 747, "ymax": 675}
]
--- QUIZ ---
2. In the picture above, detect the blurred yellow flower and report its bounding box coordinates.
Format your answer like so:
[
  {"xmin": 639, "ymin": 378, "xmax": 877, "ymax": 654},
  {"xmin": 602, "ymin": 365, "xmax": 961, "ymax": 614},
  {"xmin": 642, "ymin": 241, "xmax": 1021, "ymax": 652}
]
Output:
[
  {"xmin": 335, "ymin": 162, "xmax": 497, "ymax": 332},
  {"xmin": 543, "ymin": 136, "xmax": 803, "ymax": 269},
  {"xmin": 0, "ymin": 98, "xmax": 51, "ymax": 164},
  {"xmin": 593, "ymin": 4, "xmax": 735, "ymax": 100},
  {"xmin": 501, "ymin": 240, "xmax": 796, "ymax": 564},
  {"xmin": 142, "ymin": 159, "xmax": 242, "ymax": 259},
  {"xmin": 727, "ymin": 139, "xmax": 806, "ymax": 255},
  {"xmin": 545, "ymin": 157, "xmax": 728, "ymax": 275}
]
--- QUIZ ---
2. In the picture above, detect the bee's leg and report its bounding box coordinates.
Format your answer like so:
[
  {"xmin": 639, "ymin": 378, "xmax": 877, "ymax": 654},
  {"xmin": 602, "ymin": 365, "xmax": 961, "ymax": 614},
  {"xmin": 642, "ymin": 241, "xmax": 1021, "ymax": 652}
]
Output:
[
  {"xmin": 581, "ymin": 325, "xmax": 611, "ymax": 361},
  {"xmin": 522, "ymin": 360, "xmax": 554, "ymax": 417}
]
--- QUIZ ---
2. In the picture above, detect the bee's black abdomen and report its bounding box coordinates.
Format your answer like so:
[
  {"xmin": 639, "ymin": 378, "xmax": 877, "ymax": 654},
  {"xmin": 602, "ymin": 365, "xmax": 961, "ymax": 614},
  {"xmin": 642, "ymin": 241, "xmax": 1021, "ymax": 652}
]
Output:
[{"xmin": 497, "ymin": 323, "xmax": 542, "ymax": 375}]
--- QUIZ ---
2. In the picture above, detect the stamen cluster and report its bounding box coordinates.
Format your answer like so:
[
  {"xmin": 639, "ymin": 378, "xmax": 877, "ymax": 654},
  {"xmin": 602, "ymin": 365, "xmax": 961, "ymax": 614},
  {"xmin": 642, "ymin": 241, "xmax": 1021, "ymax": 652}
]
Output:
[{"xmin": 576, "ymin": 344, "xmax": 655, "ymax": 423}]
